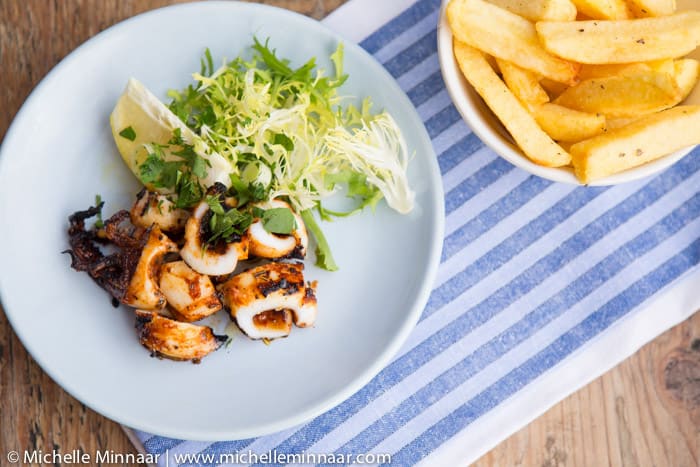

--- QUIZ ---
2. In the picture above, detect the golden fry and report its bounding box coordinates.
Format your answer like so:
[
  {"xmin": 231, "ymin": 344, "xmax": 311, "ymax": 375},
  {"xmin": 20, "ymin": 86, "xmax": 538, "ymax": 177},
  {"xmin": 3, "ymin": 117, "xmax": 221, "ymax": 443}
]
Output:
[
  {"xmin": 605, "ymin": 116, "xmax": 643, "ymax": 130},
  {"xmin": 536, "ymin": 11, "xmax": 700, "ymax": 64},
  {"xmin": 624, "ymin": 0, "xmax": 676, "ymax": 17},
  {"xmin": 485, "ymin": 0, "xmax": 577, "ymax": 21},
  {"xmin": 578, "ymin": 62, "xmax": 650, "ymax": 80},
  {"xmin": 571, "ymin": 105, "xmax": 700, "ymax": 183},
  {"xmin": 453, "ymin": 40, "xmax": 572, "ymax": 167},
  {"xmin": 534, "ymin": 103, "xmax": 606, "ymax": 142},
  {"xmin": 553, "ymin": 71, "xmax": 681, "ymax": 117},
  {"xmin": 539, "ymin": 78, "xmax": 570, "ymax": 98},
  {"xmin": 496, "ymin": 58, "xmax": 550, "ymax": 110},
  {"xmin": 447, "ymin": 0, "xmax": 580, "ymax": 84},
  {"xmin": 674, "ymin": 58, "xmax": 700, "ymax": 101},
  {"xmin": 570, "ymin": 0, "xmax": 632, "ymax": 19}
]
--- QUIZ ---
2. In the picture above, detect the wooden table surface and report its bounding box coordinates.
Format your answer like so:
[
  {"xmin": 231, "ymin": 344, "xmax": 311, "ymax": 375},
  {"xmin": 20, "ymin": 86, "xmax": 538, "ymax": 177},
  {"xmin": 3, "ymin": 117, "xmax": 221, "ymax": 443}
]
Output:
[{"xmin": 1, "ymin": 1, "xmax": 699, "ymax": 466}]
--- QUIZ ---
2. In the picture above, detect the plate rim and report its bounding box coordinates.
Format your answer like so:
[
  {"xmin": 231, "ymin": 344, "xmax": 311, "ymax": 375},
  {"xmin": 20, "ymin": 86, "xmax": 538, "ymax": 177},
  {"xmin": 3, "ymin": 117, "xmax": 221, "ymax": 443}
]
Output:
[{"xmin": 0, "ymin": 1, "xmax": 445, "ymax": 440}]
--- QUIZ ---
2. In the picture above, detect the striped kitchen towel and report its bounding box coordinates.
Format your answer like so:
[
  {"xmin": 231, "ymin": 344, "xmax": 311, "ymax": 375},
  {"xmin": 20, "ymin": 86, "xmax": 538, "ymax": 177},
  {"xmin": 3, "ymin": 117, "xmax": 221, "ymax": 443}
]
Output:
[{"xmin": 128, "ymin": 0, "xmax": 700, "ymax": 464}]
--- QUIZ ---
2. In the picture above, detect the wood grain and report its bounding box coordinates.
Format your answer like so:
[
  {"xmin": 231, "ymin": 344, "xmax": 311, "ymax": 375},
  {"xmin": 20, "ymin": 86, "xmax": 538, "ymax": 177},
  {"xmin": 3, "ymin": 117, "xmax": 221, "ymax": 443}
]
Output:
[
  {"xmin": 475, "ymin": 313, "xmax": 700, "ymax": 467},
  {"xmin": 1, "ymin": 1, "xmax": 699, "ymax": 466},
  {"xmin": 0, "ymin": 1, "xmax": 344, "ymax": 465}
]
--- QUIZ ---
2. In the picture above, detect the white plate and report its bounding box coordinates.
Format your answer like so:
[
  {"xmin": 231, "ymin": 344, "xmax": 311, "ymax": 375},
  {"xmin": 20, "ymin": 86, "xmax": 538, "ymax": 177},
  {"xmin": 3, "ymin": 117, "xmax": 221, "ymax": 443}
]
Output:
[
  {"xmin": 0, "ymin": 2, "xmax": 444, "ymax": 441},
  {"xmin": 438, "ymin": 0, "xmax": 700, "ymax": 185}
]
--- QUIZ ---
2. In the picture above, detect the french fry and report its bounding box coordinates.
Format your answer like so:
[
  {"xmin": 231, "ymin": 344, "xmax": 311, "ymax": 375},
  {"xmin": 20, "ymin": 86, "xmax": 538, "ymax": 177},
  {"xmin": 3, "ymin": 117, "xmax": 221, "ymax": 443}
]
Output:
[
  {"xmin": 570, "ymin": 0, "xmax": 633, "ymax": 19},
  {"xmin": 447, "ymin": 0, "xmax": 580, "ymax": 84},
  {"xmin": 536, "ymin": 11, "xmax": 700, "ymax": 64},
  {"xmin": 577, "ymin": 59, "xmax": 674, "ymax": 80},
  {"xmin": 540, "ymin": 78, "xmax": 570, "ymax": 98},
  {"xmin": 453, "ymin": 40, "xmax": 572, "ymax": 167},
  {"xmin": 675, "ymin": 58, "xmax": 700, "ymax": 101},
  {"xmin": 571, "ymin": 105, "xmax": 700, "ymax": 183},
  {"xmin": 605, "ymin": 116, "xmax": 643, "ymax": 130},
  {"xmin": 554, "ymin": 71, "xmax": 681, "ymax": 117},
  {"xmin": 647, "ymin": 58, "xmax": 676, "ymax": 74},
  {"xmin": 534, "ymin": 103, "xmax": 606, "ymax": 142},
  {"xmin": 577, "ymin": 62, "xmax": 653, "ymax": 80},
  {"xmin": 496, "ymin": 58, "xmax": 550, "ymax": 110},
  {"xmin": 485, "ymin": 0, "xmax": 577, "ymax": 21},
  {"xmin": 624, "ymin": 0, "xmax": 676, "ymax": 17}
]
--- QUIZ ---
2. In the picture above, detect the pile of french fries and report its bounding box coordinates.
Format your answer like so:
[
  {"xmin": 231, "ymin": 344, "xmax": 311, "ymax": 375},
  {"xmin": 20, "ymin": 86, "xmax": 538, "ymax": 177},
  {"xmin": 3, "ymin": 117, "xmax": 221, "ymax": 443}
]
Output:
[{"xmin": 447, "ymin": 0, "xmax": 700, "ymax": 183}]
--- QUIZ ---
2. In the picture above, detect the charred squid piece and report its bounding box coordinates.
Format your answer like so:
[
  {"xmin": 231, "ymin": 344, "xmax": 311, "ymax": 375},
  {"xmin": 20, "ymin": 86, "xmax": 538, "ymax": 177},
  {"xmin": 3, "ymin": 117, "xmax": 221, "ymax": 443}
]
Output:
[
  {"xmin": 134, "ymin": 310, "xmax": 226, "ymax": 363},
  {"xmin": 217, "ymin": 262, "xmax": 318, "ymax": 340},
  {"xmin": 248, "ymin": 199, "xmax": 308, "ymax": 260},
  {"xmin": 103, "ymin": 209, "xmax": 147, "ymax": 249},
  {"xmin": 121, "ymin": 225, "xmax": 178, "ymax": 310},
  {"xmin": 130, "ymin": 188, "xmax": 189, "ymax": 233},
  {"xmin": 159, "ymin": 260, "xmax": 222, "ymax": 322},
  {"xmin": 180, "ymin": 183, "xmax": 248, "ymax": 276},
  {"xmin": 65, "ymin": 202, "xmax": 106, "ymax": 268},
  {"xmin": 65, "ymin": 205, "xmax": 141, "ymax": 300}
]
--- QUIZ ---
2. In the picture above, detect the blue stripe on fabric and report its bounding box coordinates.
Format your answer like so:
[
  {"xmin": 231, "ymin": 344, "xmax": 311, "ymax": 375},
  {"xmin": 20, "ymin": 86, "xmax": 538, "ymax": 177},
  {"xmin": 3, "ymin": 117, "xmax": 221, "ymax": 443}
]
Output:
[
  {"xmin": 256, "ymin": 153, "xmax": 699, "ymax": 461},
  {"xmin": 444, "ymin": 157, "xmax": 515, "ymax": 215},
  {"xmin": 143, "ymin": 436, "xmax": 183, "ymax": 455},
  {"xmin": 406, "ymin": 70, "xmax": 445, "ymax": 107},
  {"xmin": 383, "ymin": 30, "xmax": 437, "ymax": 78},
  {"xmin": 360, "ymin": 0, "xmax": 441, "ymax": 54},
  {"xmin": 389, "ymin": 234, "xmax": 700, "ymax": 466},
  {"xmin": 427, "ymin": 186, "xmax": 606, "ymax": 316},
  {"xmin": 425, "ymin": 106, "xmax": 462, "ymax": 139},
  {"xmin": 437, "ymin": 132, "xmax": 485, "ymax": 174},
  {"xmin": 337, "ymin": 190, "xmax": 700, "ymax": 456},
  {"xmin": 429, "ymin": 151, "xmax": 700, "ymax": 319},
  {"xmin": 442, "ymin": 175, "xmax": 552, "ymax": 258}
]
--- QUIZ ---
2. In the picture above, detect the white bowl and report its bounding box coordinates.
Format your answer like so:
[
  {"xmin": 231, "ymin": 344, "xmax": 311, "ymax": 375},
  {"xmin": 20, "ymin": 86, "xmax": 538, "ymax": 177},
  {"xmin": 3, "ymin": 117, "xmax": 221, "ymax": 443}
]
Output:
[{"xmin": 437, "ymin": 0, "xmax": 700, "ymax": 186}]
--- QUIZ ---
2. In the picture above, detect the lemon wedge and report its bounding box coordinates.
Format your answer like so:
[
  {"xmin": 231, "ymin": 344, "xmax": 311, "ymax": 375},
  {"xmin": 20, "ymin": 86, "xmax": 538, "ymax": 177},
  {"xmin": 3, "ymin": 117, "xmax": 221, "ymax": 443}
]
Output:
[{"xmin": 110, "ymin": 78, "xmax": 231, "ymax": 192}]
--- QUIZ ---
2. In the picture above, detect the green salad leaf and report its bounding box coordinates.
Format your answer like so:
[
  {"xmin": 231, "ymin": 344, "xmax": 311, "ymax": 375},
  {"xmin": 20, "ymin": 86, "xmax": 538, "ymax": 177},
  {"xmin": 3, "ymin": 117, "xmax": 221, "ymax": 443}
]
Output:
[{"xmin": 143, "ymin": 38, "xmax": 414, "ymax": 270}]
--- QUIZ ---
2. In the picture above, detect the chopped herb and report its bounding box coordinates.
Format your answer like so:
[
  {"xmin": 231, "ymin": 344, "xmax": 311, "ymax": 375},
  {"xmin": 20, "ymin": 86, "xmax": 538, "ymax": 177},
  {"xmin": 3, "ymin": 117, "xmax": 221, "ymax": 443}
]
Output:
[
  {"xmin": 252, "ymin": 206, "xmax": 266, "ymax": 218},
  {"xmin": 205, "ymin": 196, "xmax": 253, "ymax": 244},
  {"xmin": 228, "ymin": 173, "xmax": 268, "ymax": 206},
  {"xmin": 138, "ymin": 139, "xmax": 209, "ymax": 208},
  {"xmin": 261, "ymin": 207, "xmax": 296, "ymax": 235},
  {"xmin": 94, "ymin": 194, "xmax": 105, "ymax": 228},
  {"xmin": 118, "ymin": 126, "xmax": 136, "ymax": 141}
]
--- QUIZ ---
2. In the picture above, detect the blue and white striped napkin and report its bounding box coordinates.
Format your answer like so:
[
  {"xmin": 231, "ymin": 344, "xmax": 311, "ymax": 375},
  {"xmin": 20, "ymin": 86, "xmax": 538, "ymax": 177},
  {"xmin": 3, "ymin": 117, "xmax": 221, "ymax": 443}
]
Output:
[{"xmin": 127, "ymin": 0, "xmax": 700, "ymax": 464}]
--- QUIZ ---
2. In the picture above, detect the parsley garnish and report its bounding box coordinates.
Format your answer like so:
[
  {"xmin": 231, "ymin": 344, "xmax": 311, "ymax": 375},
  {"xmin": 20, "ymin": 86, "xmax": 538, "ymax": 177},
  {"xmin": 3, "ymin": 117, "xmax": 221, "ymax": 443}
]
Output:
[
  {"xmin": 138, "ymin": 134, "xmax": 210, "ymax": 209},
  {"xmin": 229, "ymin": 173, "xmax": 268, "ymax": 206},
  {"xmin": 118, "ymin": 126, "xmax": 136, "ymax": 141},
  {"xmin": 260, "ymin": 207, "xmax": 296, "ymax": 235},
  {"xmin": 205, "ymin": 196, "xmax": 253, "ymax": 244},
  {"xmin": 94, "ymin": 194, "xmax": 105, "ymax": 228}
]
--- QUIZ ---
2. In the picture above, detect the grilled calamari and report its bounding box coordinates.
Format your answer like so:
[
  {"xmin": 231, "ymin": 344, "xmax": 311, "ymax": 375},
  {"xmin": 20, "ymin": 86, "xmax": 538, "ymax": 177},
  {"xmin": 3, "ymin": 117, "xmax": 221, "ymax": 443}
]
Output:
[
  {"xmin": 135, "ymin": 310, "xmax": 226, "ymax": 362},
  {"xmin": 218, "ymin": 262, "xmax": 317, "ymax": 340},
  {"xmin": 130, "ymin": 188, "xmax": 189, "ymax": 233},
  {"xmin": 180, "ymin": 184, "xmax": 249, "ymax": 276},
  {"xmin": 159, "ymin": 260, "xmax": 222, "ymax": 322},
  {"xmin": 248, "ymin": 199, "xmax": 308, "ymax": 259}
]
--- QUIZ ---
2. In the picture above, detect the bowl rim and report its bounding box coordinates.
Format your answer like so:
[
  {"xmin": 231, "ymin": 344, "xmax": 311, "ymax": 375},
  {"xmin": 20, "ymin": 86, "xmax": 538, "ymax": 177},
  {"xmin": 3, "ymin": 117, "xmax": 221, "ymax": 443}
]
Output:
[{"xmin": 436, "ymin": 0, "xmax": 696, "ymax": 186}]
